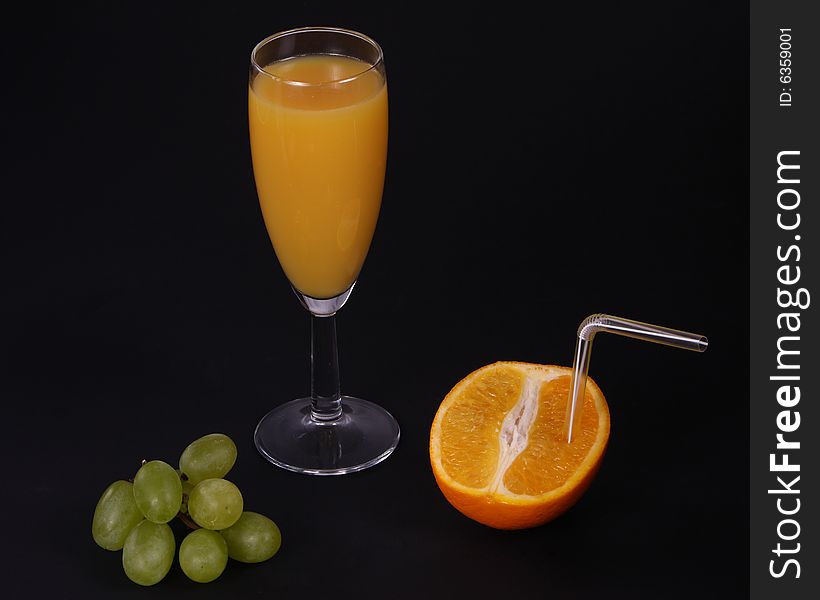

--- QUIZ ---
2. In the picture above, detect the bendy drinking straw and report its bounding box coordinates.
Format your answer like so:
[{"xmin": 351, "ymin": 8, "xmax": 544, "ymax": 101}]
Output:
[{"xmin": 564, "ymin": 314, "xmax": 708, "ymax": 443}]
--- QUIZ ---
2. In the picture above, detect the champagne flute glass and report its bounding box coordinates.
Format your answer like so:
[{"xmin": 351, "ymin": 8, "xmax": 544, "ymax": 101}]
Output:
[{"xmin": 248, "ymin": 27, "xmax": 399, "ymax": 474}]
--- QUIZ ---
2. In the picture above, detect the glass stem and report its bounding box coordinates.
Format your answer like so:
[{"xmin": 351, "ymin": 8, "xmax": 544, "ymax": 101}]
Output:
[{"xmin": 310, "ymin": 314, "xmax": 343, "ymax": 421}]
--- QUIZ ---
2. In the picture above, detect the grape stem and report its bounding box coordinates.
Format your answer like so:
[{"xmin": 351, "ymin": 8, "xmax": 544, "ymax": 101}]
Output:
[{"xmin": 177, "ymin": 510, "xmax": 200, "ymax": 530}]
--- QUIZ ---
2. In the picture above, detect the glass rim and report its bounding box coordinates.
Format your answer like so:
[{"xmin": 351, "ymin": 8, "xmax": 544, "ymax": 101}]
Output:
[{"xmin": 250, "ymin": 26, "xmax": 384, "ymax": 87}]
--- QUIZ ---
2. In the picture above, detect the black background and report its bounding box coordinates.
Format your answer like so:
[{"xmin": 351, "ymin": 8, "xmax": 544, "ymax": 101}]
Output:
[{"xmin": 2, "ymin": 2, "xmax": 748, "ymax": 598}]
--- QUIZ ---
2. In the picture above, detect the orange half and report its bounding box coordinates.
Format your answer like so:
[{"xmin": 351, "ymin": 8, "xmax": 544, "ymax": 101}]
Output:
[{"xmin": 429, "ymin": 362, "xmax": 610, "ymax": 529}]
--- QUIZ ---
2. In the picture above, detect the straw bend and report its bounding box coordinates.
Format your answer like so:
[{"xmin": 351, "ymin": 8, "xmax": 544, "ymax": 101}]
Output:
[{"xmin": 577, "ymin": 313, "xmax": 611, "ymax": 341}]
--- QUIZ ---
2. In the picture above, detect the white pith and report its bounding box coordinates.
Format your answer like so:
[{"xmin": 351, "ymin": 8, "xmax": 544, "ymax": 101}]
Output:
[{"xmin": 488, "ymin": 368, "xmax": 553, "ymax": 495}]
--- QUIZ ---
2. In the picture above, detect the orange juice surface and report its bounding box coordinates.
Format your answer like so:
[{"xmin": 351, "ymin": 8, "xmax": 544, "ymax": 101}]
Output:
[{"xmin": 249, "ymin": 54, "xmax": 388, "ymax": 299}]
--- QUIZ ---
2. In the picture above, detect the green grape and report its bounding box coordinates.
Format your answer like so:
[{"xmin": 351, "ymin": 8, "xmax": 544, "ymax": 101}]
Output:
[
  {"xmin": 188, "ymin": 478, "xmax": 243, "ymax": 530},
  {"xmin": 220, "ymin": 511, "xmax": 282, "ymax": 563},
  {"xmin": 133, "ymin": 460, "xmax": 183, "ymax": 524},
  {"xmin": 179, "ymin": 433, "xmax": 237, "ymax": 485},
  {"xmin": 179, "ymin": 529, "xmax": 228, "ymax": 583},
  {"xmin": 91, "ymin": 480, "xmax": 143, "ymax": 550},
  {"xmin": 122, "ymin": 520, "xmax": 175, "ymax": 586}
]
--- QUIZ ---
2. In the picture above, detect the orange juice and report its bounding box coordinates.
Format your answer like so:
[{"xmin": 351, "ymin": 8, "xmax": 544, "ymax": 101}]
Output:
[{"xmin": 249, "ymin": 55, "xmax": 388, "ymax": 299}]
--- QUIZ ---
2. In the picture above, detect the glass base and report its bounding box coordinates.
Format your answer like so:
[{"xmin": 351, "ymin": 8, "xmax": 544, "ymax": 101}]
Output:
[{"xmin": 254, "ymin": 397, "xmax": 400, "ymax": 475}]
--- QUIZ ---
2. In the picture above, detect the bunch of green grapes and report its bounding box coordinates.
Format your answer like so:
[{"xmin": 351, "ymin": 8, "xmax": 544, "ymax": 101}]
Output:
[{"xmin": 91, "ymin": 433, "xmax": 282, "ymax": 586}]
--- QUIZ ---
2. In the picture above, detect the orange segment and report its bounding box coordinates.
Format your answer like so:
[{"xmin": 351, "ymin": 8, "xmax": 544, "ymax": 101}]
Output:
[
  {"xmin": 502, "ymin": 376, "xmax": 599, "ymax": 496},
  {"xmin": 439, "ymin": 364, "xmax": 525, "ymax": 488},
  {"xmin": 430, "ymin": 362, "xmax": 610, "ymax": 530}
]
